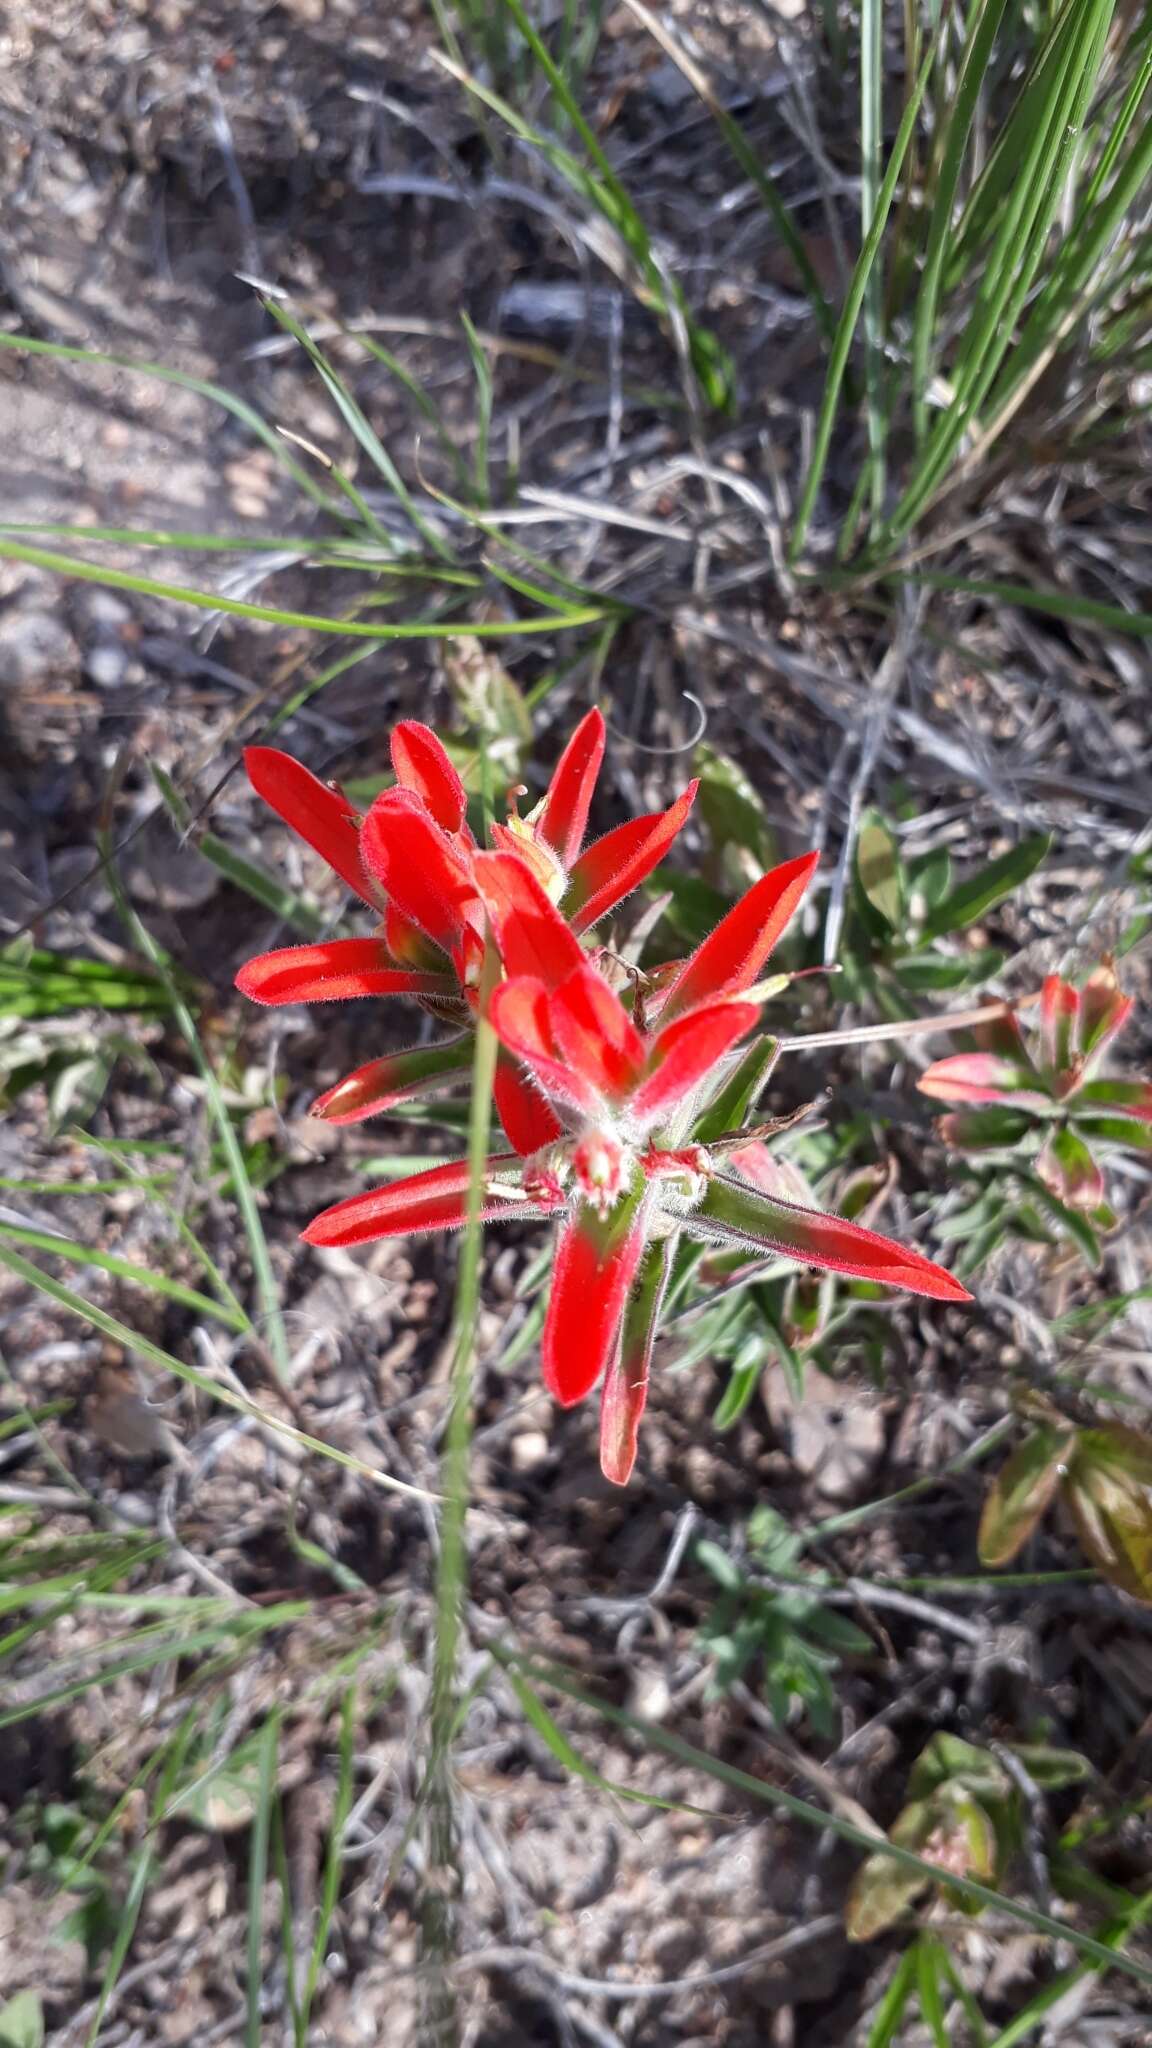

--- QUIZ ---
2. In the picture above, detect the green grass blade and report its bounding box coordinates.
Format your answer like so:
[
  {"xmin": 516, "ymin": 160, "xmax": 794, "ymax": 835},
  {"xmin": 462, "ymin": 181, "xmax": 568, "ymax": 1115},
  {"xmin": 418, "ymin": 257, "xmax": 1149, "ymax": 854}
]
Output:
[
  {"xmin": 0, "ymin": 333, "xmax": 337, "ymax": 517},
  {"xmin": 617, "ymin": 0, "xmax": 835, "ymax": 342},
  {"xmin": 0, "ymin": 520, "xmax": 323, "ymax": 552},
  {"xmin": 419, "ymin": 932, "xmax": 500, "ymax": 2026},
  {"xmin": 246, "ymin": 1714, "xmax": 281, "ymax": 2048},
  {"xmin": 789, "ymin": 29, "xmax": 941, "ymax": 561},
  {"xmin": 430, "ymin": 31, "xmax": 732, "ymax": 408},
  {"xmin": 882, "ymin": 0, "xmax": 1116, "ymax": 543},
  {"xmin": 0, "ymin": 1221, "xmax": 249, "ymax": 1334},
  {"xmin": 910, "ymin": 0, "xmax": 1012, "ymax": 441},
  {"xmin": 149, "ymin": 765, "xmax": 328, "ymax": 940},
  {"xmin": 866, "ymin": 1945, "xmax": 917, "ymax": 2048},
  {"xmin": 296, "ymin": 1685, "xmax": 357, "ymax": 2046},
  {"xmin": 915, "ymin": 1936, "xmax": 952, "ymax": 2048},
  {"xmin": 460, "ymin": 312, "xmax": 494, "ymax": 506},
  {"xmin": 0, "ymin": 1240, "xmax": 434, "ymax": 1502},
  {"xmin": 979, "ymin": 51, "xmax": 1152, "ymax": 437},
  {"xmin": 860, "ymin": 0, "xmax": 887, "ymax": 525},
  {"xmin": 0, "ymin": 538, "xmax": 607, "ymax": 639},
  {"xmin": 83, "ymin": 1733, "xmax": 188, "ymax": 2048},
  {"xmin": 102, "ymin": 845, "xmax": 291, "ymax": 1383},
  {"xmin": 350, "ymin": 328, "xmax": 473, "ymax": 494},
  {"xmin": 905, "ymin": 572, "xmax": 1152, "ymax": 635},
  {"xmin": 263, "ymin": 299, "xmax": 454, "ymax": 560}
]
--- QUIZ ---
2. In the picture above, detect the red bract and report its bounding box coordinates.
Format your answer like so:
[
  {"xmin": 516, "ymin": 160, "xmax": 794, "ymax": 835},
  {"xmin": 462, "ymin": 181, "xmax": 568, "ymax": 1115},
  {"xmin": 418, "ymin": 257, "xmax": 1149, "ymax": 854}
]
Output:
[
  {"xmin": 303, "ymin": 851, "xmax": 968, "ymax": 1484},
  {"xmin": 919, "ymin": 965, "xmax": 1152, "ymax": 1210}
]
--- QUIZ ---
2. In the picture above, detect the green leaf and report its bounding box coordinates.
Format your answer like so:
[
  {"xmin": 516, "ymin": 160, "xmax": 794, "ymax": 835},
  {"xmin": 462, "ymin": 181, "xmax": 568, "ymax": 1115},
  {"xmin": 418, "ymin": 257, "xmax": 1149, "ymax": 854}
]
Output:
[
  {"xmin": 1023, "ymin": 1175, "xmax": 1104, "ymax": 1266},
  {"xmin": 1065, "ymin": 1425, "xmax": 1152, "ymax": 1601},
  {"xmin": 857, "ymin": 814, "xmax": 904, "ymax": 928},
  {"xmin": 908, "ymin": 847, "xmax": 953, "ymax": 914},
  {"xmin": 1073, "ymin": 1114, "xmax": 1152, "ymax": 1151},
  {"xmin": 693, "ymin": 1035, "xmax": 781, "ymax": 1144},
  {"xmin": 1007, "ymin": 1743, "xmax": 1093, "ymax": 1792},
  {"xmin": 921, "ymin": 835, "xmax": 1050, "ymax": 938},
  {"xmin": 979, "ymin": 1424, "xmax": 1078, "ymax": 1569},
  {"xmin": 0, "ymin": 1993, "xmax": 44, "ymax": 2048},
  {"xmin": 847, "ymin": 1798, "xmax": 937, "ymax": 1940},
  {"xmin": 697, "ymin": 747, "xmax": 777, "ymax": 876},
  {"xmin": 893, "ymin": 947, "xmax": 1005, "ymax": 993},
  {"xmin": 712, "ymin": 1330, "xmax": 769, "ymax": 1429},
  {"xmin": 908, "ymin": 1734, "xmax": 1007, "ymax": 1803}
]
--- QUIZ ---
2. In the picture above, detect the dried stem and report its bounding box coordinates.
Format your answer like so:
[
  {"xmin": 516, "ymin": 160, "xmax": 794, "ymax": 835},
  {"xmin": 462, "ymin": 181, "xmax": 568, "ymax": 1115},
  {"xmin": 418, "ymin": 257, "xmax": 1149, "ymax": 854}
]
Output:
[{"xmin": 777, "ymin": 997, "xmax": 1014, "ymax": 1057}]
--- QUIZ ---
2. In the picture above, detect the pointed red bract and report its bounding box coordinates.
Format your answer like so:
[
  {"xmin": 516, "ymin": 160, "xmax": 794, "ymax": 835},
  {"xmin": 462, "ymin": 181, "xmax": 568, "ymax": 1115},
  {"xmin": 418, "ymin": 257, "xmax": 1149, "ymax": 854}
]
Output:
[
  {"xmin": 656, "ymin": 852, "xmax": 818, "ymax": 1021},
  {"xmin": 473, "ymin": 851, "xmax": 586, "ymax": 986},
  {"xmin": 235, "ymin": 940, "xmax": 453, "ymax": 1007},
  {"xmin": 549, "ymin": 965, "xmax": 646, "ymax": 1104},
  {"xmin": 1040, "ymin": 975, "xmax": 1079, "ymax": 1077},
  {"xmin": 493, "ymin": 1057, "xmax": 565, "ymax": 1157},
  {"xmin": 390, "ymin": 721, "xmax": 470, "ymax": 838},
  {"xmin": 488, "ymin": 977, "xmax": 603, "ymax": 1116},
  {"xmin": 633, "ymin": 1000, "xmax": 759, "ymax": 1122},
  {"xmin": 696, "ymin": 1174, "xmax": 971, "ymax": 1301},
  {"xmin": 1079, "ymin": 965, "xmax": 1135, "ymax": 1066},
  {"xmin": 360, "ymin": 790, "xmax": 477, "ymax": 954},
  {"xmin": 599, "ymin": 1240, "xmax": 670, "ymax": 1485},
  {"xmin": 302, "ymin": 1155, "xmax": 561, "ymax": 1249},
  {"xmin": 917, "ymin": 1053, "xmax": 1050, "ymax": 1108},
  {"xmin": 384, "ymin": 904, "xmax": 450, "ymax": 972},
  {"xmin": 565, "ymin": 782, "xmax": 699, "ymax": 934},
  {"xmin": 542, "ymin": 1203, "xmax": 646, "ymax": 1406},
  {"xmin": 311, "ymin": 1038, "xmax": 472, "ymax": 1125},
  {"xmin": 536, "ymin": 707, "xmax": 605, "ymax": 865},
  {"xmin": 245, "ymin": 746, "xmax": 374, "ymax": 906},
  {"xmin": 1037, "ymin": 1128, "xmax": 1105, "ymax": 1212}
]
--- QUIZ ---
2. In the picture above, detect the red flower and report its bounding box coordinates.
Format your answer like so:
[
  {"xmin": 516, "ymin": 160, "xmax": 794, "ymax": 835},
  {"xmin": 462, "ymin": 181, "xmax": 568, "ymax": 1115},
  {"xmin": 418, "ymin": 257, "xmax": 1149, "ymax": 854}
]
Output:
[
  {"xmin": 919, "ymin": 965, "xmax": 1152, "ymax": 1209},
  {"xmin": 304, "ymin": 853, "xmax": 968, "ymax": 1483},
  {"xmin": 235, "ymin": 709, "xmax": 696, "ymax": 1130}
]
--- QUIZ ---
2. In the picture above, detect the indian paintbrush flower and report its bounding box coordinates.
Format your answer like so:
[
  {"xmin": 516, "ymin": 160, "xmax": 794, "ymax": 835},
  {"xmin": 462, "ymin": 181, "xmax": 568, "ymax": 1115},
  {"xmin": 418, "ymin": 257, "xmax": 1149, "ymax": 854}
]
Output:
[
  {"xmin": 297, "ymin": 836, "xmax": 969, "ymax": 1482},
  {"xmin": 918, "ymin": 964, "xmax": 1152, "ymax": 1211}
]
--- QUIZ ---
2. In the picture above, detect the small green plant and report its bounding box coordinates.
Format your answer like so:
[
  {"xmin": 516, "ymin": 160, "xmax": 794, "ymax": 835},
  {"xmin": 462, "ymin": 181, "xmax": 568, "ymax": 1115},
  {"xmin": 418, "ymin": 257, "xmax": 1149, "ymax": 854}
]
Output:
[
  {"xmin": 13, "ymin": 1798, "xmax": 126, "ymax": 1971},
  {"xmin": 848, "ymin": 1731, "xmax": 1091, "ymax": 1941},
  {"xmin": 0, "ymin": 1991, "xmax": 44, "ymax": 2048},
  {"xmin": 841, "ymin": 814, "xmax": 1050, "ymax": 1012},
  {"xmin": 980, "ymin": 1412, "xmax": 1152, "ymax": 1601},
  {"xmin": 697, "ymin": 1508, "xmax": 872, "ymax": 1735}
]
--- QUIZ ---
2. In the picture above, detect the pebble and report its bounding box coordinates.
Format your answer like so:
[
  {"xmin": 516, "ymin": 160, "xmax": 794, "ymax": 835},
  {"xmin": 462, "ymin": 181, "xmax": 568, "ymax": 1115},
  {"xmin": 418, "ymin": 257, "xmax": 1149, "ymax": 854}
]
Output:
[
  {"xmin": 0, "ymin": 607, "xmax": 78, "ymax": 687},
  {"xmin": 509, "ymin": 1430, "xmax": 551, "ymax": 1474}
]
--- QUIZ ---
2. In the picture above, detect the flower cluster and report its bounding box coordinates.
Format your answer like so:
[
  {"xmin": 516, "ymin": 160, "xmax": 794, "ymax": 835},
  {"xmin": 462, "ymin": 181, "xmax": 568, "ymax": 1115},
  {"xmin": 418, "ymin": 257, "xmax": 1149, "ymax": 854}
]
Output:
[
  {"xmin": 238, "ymin": 713, "xmax": 968, "ymax": 1483},
  {"xmin": 919, "ymin": 965, "xmax": 1152, "ymax": 1211}
]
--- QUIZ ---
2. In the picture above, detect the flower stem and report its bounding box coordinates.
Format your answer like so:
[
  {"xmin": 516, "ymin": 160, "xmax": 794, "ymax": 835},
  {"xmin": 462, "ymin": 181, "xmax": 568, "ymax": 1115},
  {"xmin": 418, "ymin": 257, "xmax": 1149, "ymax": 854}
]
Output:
[
  {"xmin": 778, "ymin": 998, "xmax": 1014, "ymax": 1057},
  {"xmin": 421, "ymin": 935, "xmax": 500, "ymax": 2042}
]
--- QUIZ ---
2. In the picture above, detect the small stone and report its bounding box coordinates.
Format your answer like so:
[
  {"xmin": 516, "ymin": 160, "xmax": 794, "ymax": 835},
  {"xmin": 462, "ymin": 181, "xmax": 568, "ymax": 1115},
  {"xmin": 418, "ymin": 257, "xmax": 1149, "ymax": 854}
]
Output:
[
  {"xmin": 509, "ymin": 1430, "xmax": 550, "ymax": 1474},
  {"xmin": 0, "ymin": 607, "xmax": 77, "ymax": 686},
  {"xmin": 84, "ymin": 641, "xmax": 128, "ymax": 690}
]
